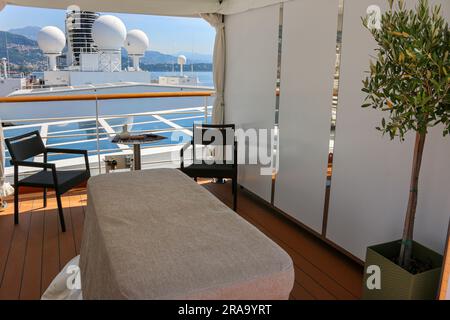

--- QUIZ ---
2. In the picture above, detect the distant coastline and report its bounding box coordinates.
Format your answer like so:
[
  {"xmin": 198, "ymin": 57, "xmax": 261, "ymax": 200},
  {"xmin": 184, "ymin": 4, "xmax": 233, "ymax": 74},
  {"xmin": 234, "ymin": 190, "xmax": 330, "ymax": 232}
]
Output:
[
  {"xmin": 140, "ymin": 63, "xmax": 212, "ymax": 72},
  {"xmin": 1, "ymin": 28, "xmax": 213, "ymax": 74}
]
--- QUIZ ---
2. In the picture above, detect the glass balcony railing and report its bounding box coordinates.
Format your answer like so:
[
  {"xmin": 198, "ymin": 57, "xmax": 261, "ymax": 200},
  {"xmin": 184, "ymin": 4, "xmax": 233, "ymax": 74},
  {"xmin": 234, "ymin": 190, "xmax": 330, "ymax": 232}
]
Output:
[{"xmin": 0, "ymin": 91, "xmax": 215, "ymax": 179}]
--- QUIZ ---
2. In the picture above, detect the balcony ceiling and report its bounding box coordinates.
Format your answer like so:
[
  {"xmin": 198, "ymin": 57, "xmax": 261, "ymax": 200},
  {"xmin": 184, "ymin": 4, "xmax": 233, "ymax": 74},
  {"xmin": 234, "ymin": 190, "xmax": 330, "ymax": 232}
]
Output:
[{"xmin": 2, "ymin": 0, "xmax": 288, "ymax": 16}]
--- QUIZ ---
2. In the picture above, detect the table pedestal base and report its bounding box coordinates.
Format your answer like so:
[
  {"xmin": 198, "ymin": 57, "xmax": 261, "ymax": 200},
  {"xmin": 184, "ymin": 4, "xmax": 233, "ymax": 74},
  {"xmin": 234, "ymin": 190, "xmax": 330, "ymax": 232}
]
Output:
[{"xmin": 133, "ymin": 144, "xmax": 141, "ymax": 170}]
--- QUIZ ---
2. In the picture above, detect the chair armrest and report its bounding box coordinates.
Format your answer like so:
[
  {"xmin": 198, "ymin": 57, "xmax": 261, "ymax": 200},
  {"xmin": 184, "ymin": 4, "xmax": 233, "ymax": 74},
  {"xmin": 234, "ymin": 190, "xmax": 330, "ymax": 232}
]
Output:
[
  {"xmin": 46, "ymin": 148, "xmax": 90, "ymax": 174},
  {"xmin": 12, "ymin": 160, "xmax": 55, "ymax": 170},
  {"xmin": 46, "ymin": 148, "xmax": 88, "ymax": 155},
  {"xmin": 180, "ymin": 140, "xmax": 193, "ymax": 169},
  {"xmin": 233, "ymin": 139, "xmax": 238, "ymax": 168}
]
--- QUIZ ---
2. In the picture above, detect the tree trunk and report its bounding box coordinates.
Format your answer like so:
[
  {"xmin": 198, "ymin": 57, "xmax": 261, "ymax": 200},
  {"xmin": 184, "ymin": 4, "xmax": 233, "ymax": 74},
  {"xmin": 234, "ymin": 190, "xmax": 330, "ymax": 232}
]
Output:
[{"xmin": 399, "ymin": 132, "xmax": 426, "ymax": 268}]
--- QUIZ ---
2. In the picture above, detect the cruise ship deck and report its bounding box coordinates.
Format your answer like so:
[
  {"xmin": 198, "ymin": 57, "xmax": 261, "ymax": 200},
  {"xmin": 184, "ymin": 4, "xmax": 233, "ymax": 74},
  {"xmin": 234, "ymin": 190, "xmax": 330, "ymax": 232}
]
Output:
[
  {"xmin": 0, "ymin": 0, "xmax": 449, "ymax": 302},
  {"xmin": 2, "ymin": 105, "xmax": 213, "ymax": 176},
  {"xmin": 0, "ymin": 181, "xmax": 363, "ymax": 300}
]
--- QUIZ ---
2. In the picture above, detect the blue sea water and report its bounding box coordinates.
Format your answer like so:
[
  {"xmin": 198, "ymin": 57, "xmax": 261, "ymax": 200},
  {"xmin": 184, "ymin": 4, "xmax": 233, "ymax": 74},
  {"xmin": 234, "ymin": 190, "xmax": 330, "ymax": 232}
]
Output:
[
  {"xmin": 3, "ymin": 113, "xmax": 212, "ymax": 166},
  {"xmin": 4, "ymin": 72, "xmax": 214, "ymax": 166}
]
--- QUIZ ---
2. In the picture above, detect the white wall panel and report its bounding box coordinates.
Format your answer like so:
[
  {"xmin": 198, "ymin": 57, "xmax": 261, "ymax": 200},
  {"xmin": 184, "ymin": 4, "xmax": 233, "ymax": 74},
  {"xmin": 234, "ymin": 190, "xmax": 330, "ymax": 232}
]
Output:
[
  {"xmin": 415, "ymin": 125, "xmax": 450, "ymax": 253},
  {"xmin": 415, "ymin": 0, "xmax": 450, "ymax": 254},
  {"xmin": 326, "ymin": 0, "xmax": 412, "ymax": 260},
  {"xmin": 327, "ymin": 0, "xmax": 450, "ymax": 260},
  {"xmin": 274, "ymin": 0, "xmax": 339, "ymax": 233},
  {"xmin": 224, "ymin": 5, "xmax": 279, "ymax": 201}
]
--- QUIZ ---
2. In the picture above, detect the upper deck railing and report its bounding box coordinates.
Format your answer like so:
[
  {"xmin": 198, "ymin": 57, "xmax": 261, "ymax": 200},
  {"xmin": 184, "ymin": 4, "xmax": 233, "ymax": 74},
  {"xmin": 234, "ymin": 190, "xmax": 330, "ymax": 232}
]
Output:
[
  {"xmin": 0, "ymin": 91, "xmax": 215, "ymax": 177},
  {"xmin": 0, "ymin": 91, "xmax": 214, "ymax": 103}
]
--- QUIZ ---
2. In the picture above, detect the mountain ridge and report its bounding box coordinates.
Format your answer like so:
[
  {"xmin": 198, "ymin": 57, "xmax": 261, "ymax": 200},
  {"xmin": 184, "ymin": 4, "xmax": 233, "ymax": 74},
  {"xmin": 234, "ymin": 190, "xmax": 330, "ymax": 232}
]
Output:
[
  {"xmin": 0, "ymin": 31, "xmax": 46, "ymax": 71},
  {"xmin": 10, "ymin": 26, "xmax": 212, "ymax": 63},
  {"xmin": 2, "ymin": 29, "xmax": 212, "ymax": 73},
  {"xmin": 8, "ymin": 26, "xmax": 41, "ymax": 41}
]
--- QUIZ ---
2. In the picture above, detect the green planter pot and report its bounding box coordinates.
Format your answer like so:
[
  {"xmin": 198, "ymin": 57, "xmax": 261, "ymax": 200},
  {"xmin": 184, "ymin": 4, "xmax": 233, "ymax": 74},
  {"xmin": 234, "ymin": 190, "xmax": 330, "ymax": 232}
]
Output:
[{"xmin": 362, "ymin": 240, "xmax": 442, "ymax": 300}]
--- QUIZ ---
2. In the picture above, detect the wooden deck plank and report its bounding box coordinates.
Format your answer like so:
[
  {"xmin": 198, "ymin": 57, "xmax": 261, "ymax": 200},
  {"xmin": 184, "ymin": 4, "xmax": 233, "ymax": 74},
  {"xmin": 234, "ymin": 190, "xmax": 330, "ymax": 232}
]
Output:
[
  {"xmin": 204, "ymin": 181, "xmax": 363, "ymax": 299},
  {"xmin": 294, "ymin": 267, "xmax": 336, "ymax": 300},
  {"xmin": 0, "ymin": 208, "xmax": 16, "ymax": 293},
  {"xmin": 270, "ymin": 224, "xmax": 361, "ymax": 296},
  {"xmin": 280, "ymin": 241, "xmax": 356, "ymax": 299},
  {"xmin": 233, "ymin": 207, "xmax": 357, "ymax": 300},
  {"xmin": 0, "ymin": 198, "xmax": 33, "ymax": 299},
  {"xmin": 20, "ymin": 202, "xmax": 45, "ymax": 300},
  {"xmin": 238, "ymin": 208, "xmax": 356, "ymax": 299},
  {"xmin": 290, "ymin": 282, "xmax": 315, "ymax": 300},
  {"xmin": 40, "ymin": 198, "xmax": 61, "ymax": 295},
  {"xmin": 244, "ymin": 207, "xmax": 362, "ymax": 298},
  {"xmin": 58, "ymin": 194, "xmax": 77, "ymax": 268},
  {"xmin": 0, "ymin": 180, "xmax": 363, "ymax": 300},
  {"xmin": 68, "ymin": 191, "xmax": 86, "ymax": 254}
]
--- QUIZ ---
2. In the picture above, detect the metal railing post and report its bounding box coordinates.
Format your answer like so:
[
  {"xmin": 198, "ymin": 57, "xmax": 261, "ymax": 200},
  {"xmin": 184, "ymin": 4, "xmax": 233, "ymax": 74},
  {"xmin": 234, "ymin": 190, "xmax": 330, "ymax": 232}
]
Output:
[
  {"xmin": 94, "ymin": 89, "xmax": 101, "ymax": 174},
  {"xmin": 204, "ymin": 96, "xmax": 208, "ymax": 124}
]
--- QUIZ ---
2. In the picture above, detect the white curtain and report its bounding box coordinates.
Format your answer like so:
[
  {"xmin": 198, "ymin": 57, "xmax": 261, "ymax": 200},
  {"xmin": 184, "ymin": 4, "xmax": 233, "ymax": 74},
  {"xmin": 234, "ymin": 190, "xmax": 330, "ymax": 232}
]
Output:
[
  {"xmin": 3, "ymin": 0, "xmax": 220, "ymax": 17},
  {"xmin": 201, "ymin": 13, "xmax": 225, "ymax": 125},
  {"xmin": 4, "ymin": 0, "xmax": 291, "ymax": 16},
  {"xmin": 218, "ymin": 0, "xmax": 289, "ymax": 15}
]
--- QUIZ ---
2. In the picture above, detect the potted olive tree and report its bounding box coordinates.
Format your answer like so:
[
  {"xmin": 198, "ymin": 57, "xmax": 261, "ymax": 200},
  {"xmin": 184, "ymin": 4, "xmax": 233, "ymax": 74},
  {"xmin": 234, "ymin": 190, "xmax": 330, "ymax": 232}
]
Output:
[{"xmin": 361, "ymin": 0, "xmax": 449, "ymax": 299}]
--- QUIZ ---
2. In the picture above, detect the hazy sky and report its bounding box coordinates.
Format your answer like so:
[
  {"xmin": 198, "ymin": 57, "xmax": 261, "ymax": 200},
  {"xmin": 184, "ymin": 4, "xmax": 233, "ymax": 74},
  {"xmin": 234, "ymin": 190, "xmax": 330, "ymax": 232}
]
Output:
[{"xmin": 0, "ymin": 5, "xmax": 215, "ymax": 55}]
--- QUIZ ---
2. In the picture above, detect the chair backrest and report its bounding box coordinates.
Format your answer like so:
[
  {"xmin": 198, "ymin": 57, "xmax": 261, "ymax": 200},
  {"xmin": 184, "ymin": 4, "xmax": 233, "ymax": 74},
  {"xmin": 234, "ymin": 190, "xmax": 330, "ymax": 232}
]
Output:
[
  {"xmin": 5, "ymin": 130, "xmax": 46, "ymax": 162},
  {"xmin": 193, "ymin": 124, "xmax": 235, "ymax": 146},
  {"xmin": 192, "ymin": 123, "xmax": 236, "ymax": 163}
]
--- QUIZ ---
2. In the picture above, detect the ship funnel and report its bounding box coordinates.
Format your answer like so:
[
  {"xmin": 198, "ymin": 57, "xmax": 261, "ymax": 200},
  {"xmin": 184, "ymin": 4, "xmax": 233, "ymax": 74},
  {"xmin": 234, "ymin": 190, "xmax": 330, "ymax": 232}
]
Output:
[
  {"xmin": 178, "ymin": 55, "xmax": 187, "ymax": 76},
  {"xmin": 37, "ymin": 26, "xmax": 66, "ymax": 71},
  {"xmin": 124, "ymin": 29, "xmax": 149, "ymax": 71}
]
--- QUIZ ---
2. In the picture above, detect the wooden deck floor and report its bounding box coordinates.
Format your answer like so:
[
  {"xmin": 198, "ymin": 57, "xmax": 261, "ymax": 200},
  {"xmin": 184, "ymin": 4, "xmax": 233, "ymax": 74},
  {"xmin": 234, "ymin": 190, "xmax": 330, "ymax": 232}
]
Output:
[{"xmin": 0, "ymin": 180, "xmax": 363, "ymax": 300}]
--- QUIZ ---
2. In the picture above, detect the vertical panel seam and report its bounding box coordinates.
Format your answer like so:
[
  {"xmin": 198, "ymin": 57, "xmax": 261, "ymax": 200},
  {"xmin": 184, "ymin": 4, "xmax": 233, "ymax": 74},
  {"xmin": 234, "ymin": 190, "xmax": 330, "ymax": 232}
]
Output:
[{"xmin": 322, "ymin": 0, "xmax": 346, "ymax": 237}]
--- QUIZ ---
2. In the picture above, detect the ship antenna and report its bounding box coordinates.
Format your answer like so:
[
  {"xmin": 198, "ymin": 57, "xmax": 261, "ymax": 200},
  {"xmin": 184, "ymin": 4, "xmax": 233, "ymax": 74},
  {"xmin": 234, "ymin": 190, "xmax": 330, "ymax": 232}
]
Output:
[
  {"xmin": 3, "ymin": 30, "xmax": 10, "ymax": 77},
  {"xmin": 191, "ymin": 51, "xmax": 194, "ymax": 75}
]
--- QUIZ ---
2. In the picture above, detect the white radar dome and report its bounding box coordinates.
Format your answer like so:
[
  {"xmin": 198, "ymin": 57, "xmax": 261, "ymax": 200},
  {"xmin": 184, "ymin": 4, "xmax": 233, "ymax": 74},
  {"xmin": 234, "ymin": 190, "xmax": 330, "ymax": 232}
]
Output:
[
  {"xmin": 37, "ymin": 26, "xmax": 66, "ymax": 54},
  {"xmin": 124, "ymin": 29, "xmax": 150, "ymax": 55},
  {"xmin": 178, "ymin": 55, "xmax": 187, "ymax": 65},
  {"xmin": 92, "ymin": 15, "xmax": 127, "ymax": 51}
]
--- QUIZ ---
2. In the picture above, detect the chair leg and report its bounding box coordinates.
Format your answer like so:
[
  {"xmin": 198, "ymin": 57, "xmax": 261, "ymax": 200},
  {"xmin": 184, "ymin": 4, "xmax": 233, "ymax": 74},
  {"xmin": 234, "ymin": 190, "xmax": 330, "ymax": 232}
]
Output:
[
  {"xmin": 232, "ymin": 178, "xmax": 238, "ymax": 211},
  {"xmin": 14, "ymin": 185, "xmax": 19, "ymax": 225},
  {"xmin": 56, "ymin": 192, "xmax": 66, "ymax": 232},
  {"xmin": 194, "ymin": 177, "xmax": 198, "ymax": 182},
  {"xmin": 43, "ymin": 188, "xmax": 47, "ymax": 207}
]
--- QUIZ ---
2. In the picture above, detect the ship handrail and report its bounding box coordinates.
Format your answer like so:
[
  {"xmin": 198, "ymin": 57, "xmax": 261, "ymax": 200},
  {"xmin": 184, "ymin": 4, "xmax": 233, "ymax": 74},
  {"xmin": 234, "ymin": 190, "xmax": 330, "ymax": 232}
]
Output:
[
  {"xmin": 0, "ymin": 91, "xmax": 215, "ymax": 103},
  {"xmin": 1, "ymin": 92, "xmax": 213, "ymax": 176},
  {"xmin": 3, "ymin": 124, "xmax": 211, "ymax": 162},
  {"xmin": 2, "ymin": 108, "xmax": 211, "ymax": 124}
]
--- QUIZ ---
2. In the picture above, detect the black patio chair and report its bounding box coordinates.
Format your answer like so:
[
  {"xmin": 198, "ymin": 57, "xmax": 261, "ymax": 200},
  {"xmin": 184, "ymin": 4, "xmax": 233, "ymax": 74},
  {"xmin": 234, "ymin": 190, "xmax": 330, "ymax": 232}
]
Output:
[
  {"xmin": 180, "ymin": 124, "xmax": 238, "ymax": 210},
  {"xmin": 5, "ymin": 130, "xmax": 90, "ymax": 232}
]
